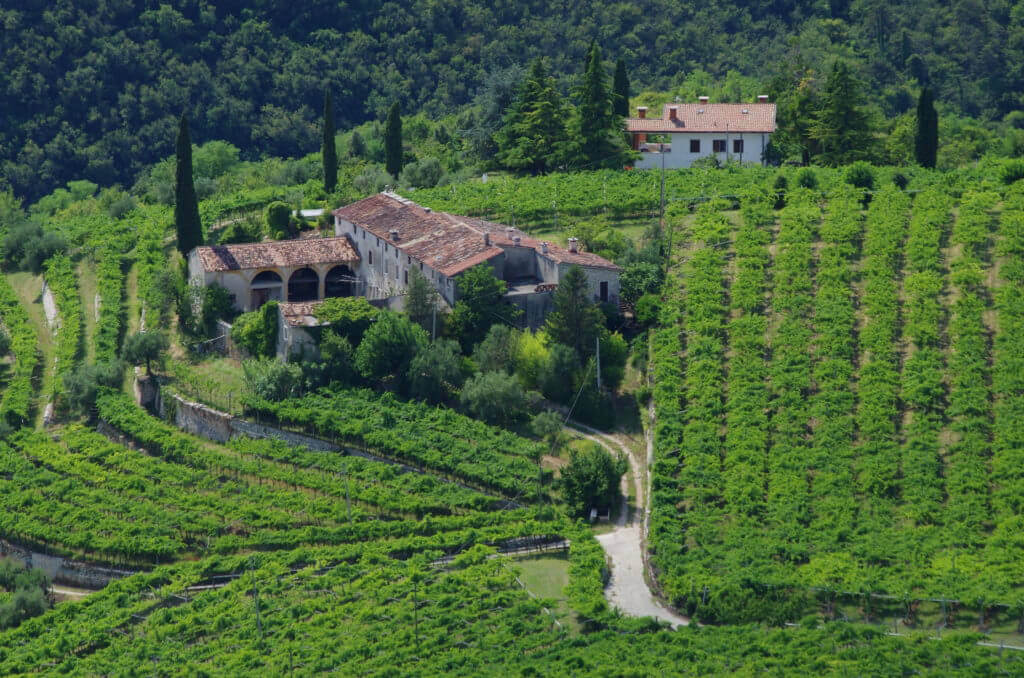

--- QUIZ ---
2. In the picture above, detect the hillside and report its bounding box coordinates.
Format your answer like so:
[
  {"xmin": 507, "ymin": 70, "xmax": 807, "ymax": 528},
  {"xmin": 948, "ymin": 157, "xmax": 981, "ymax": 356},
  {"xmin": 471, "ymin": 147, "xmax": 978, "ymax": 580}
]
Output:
[
  {"xmin": 651, "ymin": 178, "xmax": 1024, "ymax": 630},
  {"xmin": 3, "ymin": 1, "xmax": 1024, "ymax": 200}
]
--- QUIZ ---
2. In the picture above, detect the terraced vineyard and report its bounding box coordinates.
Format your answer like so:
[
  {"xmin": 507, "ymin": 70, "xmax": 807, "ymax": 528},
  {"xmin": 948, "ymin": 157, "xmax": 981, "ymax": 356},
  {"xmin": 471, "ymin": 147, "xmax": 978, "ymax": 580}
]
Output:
[{"xmin": 651, "ymin": 183, "xmax": 1024, "ymax": 628}]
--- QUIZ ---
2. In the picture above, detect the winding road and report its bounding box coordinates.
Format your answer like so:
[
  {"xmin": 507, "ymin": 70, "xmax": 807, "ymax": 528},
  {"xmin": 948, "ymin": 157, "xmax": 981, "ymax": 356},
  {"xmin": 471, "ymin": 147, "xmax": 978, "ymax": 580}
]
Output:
[{"xmin": 570, "ymin": 416, "xmax": 688, "ymax": 628}]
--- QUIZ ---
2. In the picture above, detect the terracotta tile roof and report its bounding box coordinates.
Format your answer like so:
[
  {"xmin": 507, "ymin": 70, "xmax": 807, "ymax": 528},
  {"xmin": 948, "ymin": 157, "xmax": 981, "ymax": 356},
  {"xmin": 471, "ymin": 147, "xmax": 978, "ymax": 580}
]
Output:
[
  {"xmin": 193, "ymin": 236, "xmax": 360, "ymax": 273},
  {"xmin": 627, "ymin": 102, "xmax": 776, "ymax": 134},
  {"xmin": 333, "ymin": 193, "xmax": 620, "ymax": 276},
  {"xmin": 278, "ymin": 301, "xmax": 325, "ymax": 327}
]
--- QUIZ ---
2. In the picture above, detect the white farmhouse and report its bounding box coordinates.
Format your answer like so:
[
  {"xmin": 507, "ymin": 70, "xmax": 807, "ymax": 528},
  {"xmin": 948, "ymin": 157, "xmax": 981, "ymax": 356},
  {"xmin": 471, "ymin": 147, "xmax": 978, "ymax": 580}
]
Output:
[
  {"xmin": 627, "ymin": 96, "xmax": 777, "ymax": 170},
  {"xmin": 333, "ymin": 192, "xmax": 620, "ymax": 328}
]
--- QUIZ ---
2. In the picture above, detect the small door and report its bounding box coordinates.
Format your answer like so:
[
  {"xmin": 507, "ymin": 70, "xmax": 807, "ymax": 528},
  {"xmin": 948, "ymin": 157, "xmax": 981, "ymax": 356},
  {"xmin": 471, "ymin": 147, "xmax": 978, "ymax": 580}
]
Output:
[{"xmin": 600, "ymin": 281, "xmax": 608, "ymax": 302}]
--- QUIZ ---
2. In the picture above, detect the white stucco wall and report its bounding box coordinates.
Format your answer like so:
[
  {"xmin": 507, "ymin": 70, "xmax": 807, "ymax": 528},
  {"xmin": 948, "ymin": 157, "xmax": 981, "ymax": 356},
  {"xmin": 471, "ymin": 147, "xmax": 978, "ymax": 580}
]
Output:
[{"xmin": 632, "ymin": 131, "xmax": 771, "ymax": 170}]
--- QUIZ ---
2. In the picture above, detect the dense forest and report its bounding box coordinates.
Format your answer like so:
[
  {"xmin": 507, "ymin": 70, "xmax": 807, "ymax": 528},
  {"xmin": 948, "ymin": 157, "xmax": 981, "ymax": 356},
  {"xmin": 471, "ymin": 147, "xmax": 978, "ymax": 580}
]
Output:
[{"xmin": 3, "ymin": 0, "xmax": 1024, "ymax": 200}]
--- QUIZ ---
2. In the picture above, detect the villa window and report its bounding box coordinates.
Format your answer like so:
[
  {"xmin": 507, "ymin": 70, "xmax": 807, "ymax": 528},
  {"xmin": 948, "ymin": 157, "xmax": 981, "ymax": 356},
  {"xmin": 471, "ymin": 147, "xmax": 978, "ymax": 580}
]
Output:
[
  {"xmin": 733, "ymin": 139, "xmax": 744, "ymax": 153},
  {"xmin": 713, "ymin": 139, "xmax": 726, "ymax": 153},
  {"xmin": 689, "ymin": 139, "xmax": 700, "ymax": 153}
]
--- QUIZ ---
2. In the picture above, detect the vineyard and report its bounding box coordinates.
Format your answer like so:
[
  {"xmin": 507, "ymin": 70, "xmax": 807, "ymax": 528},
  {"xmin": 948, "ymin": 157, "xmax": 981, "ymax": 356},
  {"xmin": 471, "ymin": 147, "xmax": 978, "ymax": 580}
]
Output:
[{"xmin": 650, "ymin": 181, "xmax": 1024, "ymax": 629}]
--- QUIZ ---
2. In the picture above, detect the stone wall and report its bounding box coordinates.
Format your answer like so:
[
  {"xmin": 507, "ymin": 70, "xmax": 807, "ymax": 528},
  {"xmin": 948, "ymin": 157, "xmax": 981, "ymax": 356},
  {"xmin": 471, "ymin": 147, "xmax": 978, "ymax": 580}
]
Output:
[{"xmin": 0, "ymin": 538, "xmax": 135, "ymax": 589}]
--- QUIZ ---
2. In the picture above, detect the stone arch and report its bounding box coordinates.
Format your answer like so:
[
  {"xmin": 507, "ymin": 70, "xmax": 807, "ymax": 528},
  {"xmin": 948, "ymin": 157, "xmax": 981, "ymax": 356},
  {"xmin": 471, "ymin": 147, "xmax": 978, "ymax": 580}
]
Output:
[
  {"xmin": 250, "ymin": 270, "xmax": 283, "ymax": 309},
  {"xmin": 288, "ymin": 267, "xmax": 319, "ymax": 302},
  {"xmin": 325, "ymin": 264, "xmax": 356, "ymax": 298}
]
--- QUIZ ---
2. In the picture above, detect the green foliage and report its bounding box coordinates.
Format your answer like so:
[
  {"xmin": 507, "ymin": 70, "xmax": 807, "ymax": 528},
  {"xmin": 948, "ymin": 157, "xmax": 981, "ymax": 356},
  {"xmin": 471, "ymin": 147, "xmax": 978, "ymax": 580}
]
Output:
[
  {"xmin": 314, "ymin": 296, "xmax": 380, "ymax": 344},
  {"xmin": 404, "ymin": 266, "xmax": 439, "ymax": 334},
  {"xmin": 230, "ymin": 301, "xmax": 279, "ymax": 358},
  {"xmin": 795, "ymin": 167, "xmax": 818, "ymax": 189},
  {"xmin": 471, "ymin": 324, "xmax": 519, "ymax": 374},
  {"xmin": 322, "ymin": 91, "xmax": 338, "ymax": 193},
  {"xmin": 459, "ymin": 370, "xmax": 529, "ymax": 426},
  {"xmin": 0, "ymin": 559, "xmax": 50, "ymax": 631},
  {"xmin": 406, "ymin": 338, "xmax": 465, "ymax": 404},
  {"xmin": 447, "ymin": 264, "xmax": 517, "ymax": 351},
  {"xmin": 355, "ymin": 311, "xmax": 428, "ymax": 387},
  {"xmin": 384, "ymin": 101, "xmax": 403, "ymax": 179},
  {"xmin": 598, "ymin": 332, "xmax": 628, "ymax": 391},
  {"xmin": 844, "ymin": 161, "xmax": 875, "ymax": 190},
  {"xmin": 0, "ymin": 275, "xmax": 39, "ymax": 426},
  {"xmin": 544, "ymin": 265, "xmax": 605, "ymax": 362},
  {"xmin": 560, "ymin": 442, "xmax": 625, "ymax": 517},
  {"xmin": 348, "ymin": 130, "xmax": 366, "ymax": 158},
  {"xmin": 999, "ymin": 159, "xmax": 1024, "ymax": 185},
  {"xmin": 572, "ymin": 43, "xmax": 633, "ymax": 170},
  {"xmin": 915, "ymin": 87, "xmax": 938, "ymax": 169},
  {"xmin": 619, "ymin": 261, "xmax": 663, "ymax": 305},
  {"xmin": 264, "ymin": 200, "xmax": 293, "ymax": 239},
  {"xmin": 612, "ymin": 58, "xmax": 630, "ymax": 118},
  {"xmin": 198, "ymin": 283, "xmax": 235, "ymax": 335},
  {"xmin": 2, "ymin": 221, "xmax": 67, "ymax": 273},
  {"xmin": 810, "ymin": 61, "xmax": 873, "ymax": 165},
  {"xmin": 44, "ymin": 253, "xmax": 84, "ymax": 393},
  {"xmin": 62, "ymin": 360, "xmax": 124, "ymax": 416},
  {"xmin": 174, "ymin": 115, "xmax": 203, "ymax": 256},
  {"xmin": 318, "ymin": 330, "xmax": 357, "ymax": 386},
  {"xmin": 242, "ymin": 357, "xmax": 304, "ymax": 401},
  {"xmin": 541, "ymin": 343, "xmax": 579, "ymax": 404},
  {"xmin": 496, "ymin": 58, "xmax": 570, "ymax": 175},
  {"xmin": 121, "ymin": 331, "xmax": 169, "ymax": 374},
  {"xmin": 634, "ymin": 293, "xmax": 660, "ymax": 327},
  {"xmin": 399, "ymin": 157, "xmax": 445, "ymax": 188}
]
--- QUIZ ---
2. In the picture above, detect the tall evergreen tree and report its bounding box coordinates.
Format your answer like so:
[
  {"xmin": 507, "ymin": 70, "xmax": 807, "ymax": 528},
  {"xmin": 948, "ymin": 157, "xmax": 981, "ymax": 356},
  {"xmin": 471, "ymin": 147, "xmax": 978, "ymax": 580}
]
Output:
[
  {"xmin": 573, "ymin": 43, "xmax": 632, "ymax": 169},
  {"xmin": 174, "ymin": 114, "xmax": 202, "ymax": 256},
  {"xmin": 384, "ymin": 101, "xmax": 403, "ymax": 179},
  {"xmin": 809, "ymin": 61, "xmax": 873, "ymax": 165},
  {"xmin": 544, "ymin": 265, "xmax": 605, "ymax": 362},
  {"xmin": 915, "ymin": 87, "xmax": 938, "ymax": 169},
  {"xmin": 495, "ymin": 58, "xmax": 569, "ymax": 174},
  {"xmin": 612, "ymin": 58, "xmax": 630, "ymax": 118},
  {"xmin": 322, "ymin": 90, "xmax": 338, "ymax": 192}
]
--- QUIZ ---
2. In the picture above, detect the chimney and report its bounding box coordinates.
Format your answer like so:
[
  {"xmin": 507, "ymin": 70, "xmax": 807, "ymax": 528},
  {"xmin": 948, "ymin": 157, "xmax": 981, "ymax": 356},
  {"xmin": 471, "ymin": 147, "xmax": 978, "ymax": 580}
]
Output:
[
  {"xmin": 513, "ymin": 235, "xmax": 521, "ymax": 246},
  {"xmin": 567, "ymin": 237, "xmax": 579, "ymax": 253},
  {"xmin": 757, "ymin": 94, "xmax": 769, "ymax": 103},
  {"xmin": 541, "ymin": 241, "xmax": 549, "ymax": 254},
  {"xmin": 637, "ymin": 106, "xmax": 648, "ymax": 118},
  {"xmin": 389, "ymin": 229, "xmax": 399, "ymax": 241},
  {"xmin": 505, "ymin": 227, "xmax": 514, "ymax": 240},
  {"xmin": 483, "ymin": 232, "xmax": 491, "ymax": 246},
  {"xmin": 668, "ymin": 106, "xmax": 678, "ymax": 121},
  {"xmin": 698, "ymin": 95, "xmax": 709, "ymax": 104}
]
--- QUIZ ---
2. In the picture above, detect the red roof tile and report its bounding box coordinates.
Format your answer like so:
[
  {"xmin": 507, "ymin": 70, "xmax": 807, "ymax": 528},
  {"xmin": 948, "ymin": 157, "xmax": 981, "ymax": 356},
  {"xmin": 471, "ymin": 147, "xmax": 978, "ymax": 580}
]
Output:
[
  {"xmin": 333, "ymin": 194, "xmax": 620, "ymax": 276},
  {"xmin": 627, "ymin": 102, "xmax": 776, "ymax": 134},
  {"xmin": 193, "ymin": 236, "xmax": 360, "ymax": 272}
]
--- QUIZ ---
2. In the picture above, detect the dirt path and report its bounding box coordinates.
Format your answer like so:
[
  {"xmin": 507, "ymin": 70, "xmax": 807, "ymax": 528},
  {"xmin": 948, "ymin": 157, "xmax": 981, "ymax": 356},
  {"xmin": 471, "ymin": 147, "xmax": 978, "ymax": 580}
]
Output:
[{"xmin": 569, "ymin": 418, "xmax": 688, "ymax": 628}]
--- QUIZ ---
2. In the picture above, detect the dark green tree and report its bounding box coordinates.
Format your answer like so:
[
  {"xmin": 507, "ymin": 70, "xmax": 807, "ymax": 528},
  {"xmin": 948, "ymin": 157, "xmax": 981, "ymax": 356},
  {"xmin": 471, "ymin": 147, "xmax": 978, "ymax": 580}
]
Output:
[
  {"xmin": 122, "ymin": 331, "xmax": 169, "ymax": 374},
  {"xmin": 406, "ymin": 338, "xmax": 464, "ymax": 404},
  {"xmin": 810, "ymin": 61, "xmax": 873, "ymax": 165},
  {"xmin": 355, "ymin": 311, "xmax": 427, "ymax": 388},
  {"xmin": 405, "ymin": 266, "xmax": 439, "ymax": 334},
  {"xmin": 384, "ymin": 101, "xmax": 403, "ymax": 179},
  {"xmin": 495, "ymin": 58, "xmax": 569, "ymax": 175},
  {"xmin": 915, "ymin": 87, "xmax": 938, "ymax": 169},
  {"xmin": 560, "ymin": 442, "xmax": 626, "ymax": 517},
  {"xmin": 447, "ymin": 264, "xmax": 520, "ymax": 351},
  {"xmin": 459, "ymin": 370, "xmax": 528, "ymax": 426},
  {"xmin": 612, "ymin": 58, "xmax": 630, "ymax": 118},
  {"xmin": 572, "ymin": 43, "xmax": 632, "ymax": 169},
  {"xmin": 322, "ymin": 91, "xmax": 338, "ymax": 192},
  {"xmin": 544, "ymin": 265, "xmax": 605, "ymax": 362},
  {"xmin": 348, "ymin": 130, "xmax": 366, "ymax": 158},
  {"xmin": 174, "ymin": 114, "xmax": 203, "ymax": 256}
]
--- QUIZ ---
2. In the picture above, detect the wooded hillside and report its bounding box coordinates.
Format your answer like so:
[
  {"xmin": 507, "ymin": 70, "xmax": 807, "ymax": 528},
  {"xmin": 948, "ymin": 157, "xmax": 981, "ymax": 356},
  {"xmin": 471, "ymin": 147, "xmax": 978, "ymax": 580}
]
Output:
[{"xmin": 3, "ymin": 0, "xmax": 1023, "ymax": 200}]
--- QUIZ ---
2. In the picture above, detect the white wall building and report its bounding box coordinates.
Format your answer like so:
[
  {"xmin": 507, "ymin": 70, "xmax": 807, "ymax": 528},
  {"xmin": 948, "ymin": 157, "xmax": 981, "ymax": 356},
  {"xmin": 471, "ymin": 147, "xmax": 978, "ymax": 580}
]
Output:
[
  {"xmin": 627, "ymin": 96, "xmax": 777, "ymax": 170},
  {"xmin": 333, "ymin": 192, "xmax": 621, "ymax": 328}
]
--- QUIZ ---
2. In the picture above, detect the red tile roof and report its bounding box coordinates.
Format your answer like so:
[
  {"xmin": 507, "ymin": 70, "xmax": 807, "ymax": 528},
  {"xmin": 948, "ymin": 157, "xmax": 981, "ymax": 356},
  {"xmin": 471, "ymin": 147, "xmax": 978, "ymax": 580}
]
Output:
[
  {"xmin": 278, "ymin": 301, "xmax": 325, "ymax": 327},
  {"xmin": 193, "ymin": 236, "xmax": 360, "ymax": 273},
  {"xmin": 627, "ymin": 102, "xmax": 776, "ymax": 134},
  {"xmin": 333, "ymin": 193, "xmax": 619, "ymax": 276}
]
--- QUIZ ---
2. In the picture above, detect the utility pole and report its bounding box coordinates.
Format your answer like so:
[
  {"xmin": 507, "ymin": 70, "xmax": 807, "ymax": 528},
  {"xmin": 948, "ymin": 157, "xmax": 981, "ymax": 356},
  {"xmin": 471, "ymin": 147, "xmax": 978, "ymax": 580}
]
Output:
[{"xmin": 595, "ymin": 336, "xmax": 601, "ymax": 391}]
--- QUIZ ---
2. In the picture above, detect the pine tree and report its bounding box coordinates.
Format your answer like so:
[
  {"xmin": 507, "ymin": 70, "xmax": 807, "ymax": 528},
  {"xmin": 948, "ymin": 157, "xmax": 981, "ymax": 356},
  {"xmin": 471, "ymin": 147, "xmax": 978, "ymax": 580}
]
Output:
[
  {"xmin": 612, "ymin": 58, "xmax": 630, "ymax": 118},
  {"xmin": 174, "ymin": 114, "xmax": 202, "ymax": 256},
  {"xmin": 384, "ymin": 101, "xmax": 403, "ymax": 179},
  {"xmin": 809, "ymin": 61, "xmax": 873, "ymax": 165},
  {"xmin": 544, "ymin": 265, "xmax": 605, "ymax": 362},
  {"xmin": 574, "ymin": 43, "xmax": 625, "ymax": 168},
  {"xmin": 495, "ymin": 58, "xmax": 569, "ymax": 174},
  {"xmin": 322, "ymin": 90, "xmax": 338, "ymax": 193},
  {"xmin": 915, "ymin": 87, "xmax": 938, "ymax": 169}
]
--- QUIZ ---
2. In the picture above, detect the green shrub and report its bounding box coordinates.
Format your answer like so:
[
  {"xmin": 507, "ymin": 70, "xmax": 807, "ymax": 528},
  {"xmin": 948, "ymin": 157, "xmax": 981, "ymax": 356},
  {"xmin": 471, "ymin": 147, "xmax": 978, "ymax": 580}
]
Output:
[
  {"xmin": 459, "ymin": 370, "xmax": 529, "ymax": 426},
  {"xmin": 264, "ymin": 201, "xmax": 293, "ymax": 239},
  {"xmin": 844, "ymin": 161, "xmax": 875, "ymax": 190},
  {"xmin": 795, "ymin": 167, "xmax": 818, "ymax": 189},
  {"xmin": 242, "ymin": 357, "xmax": 304, "ymax": 400},
  {"xmin": 231, "ymin": 301, "xmax": 279, "ymax": 358},
  {"xmin": 999, "ymin": 159, "xmax": 1024, "ymax": 185}
]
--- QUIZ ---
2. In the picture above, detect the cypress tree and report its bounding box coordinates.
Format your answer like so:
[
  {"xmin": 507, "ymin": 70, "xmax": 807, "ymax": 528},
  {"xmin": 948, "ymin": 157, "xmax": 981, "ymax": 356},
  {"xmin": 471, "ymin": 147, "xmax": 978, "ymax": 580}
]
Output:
[
  {"xmin": 809, "ymin": 61, "xmax": 872, "ymax": 165},
  {"xmin": 915, "ymin": 87, "xmax": 938, "ymax": 169},
  {"xmin": 322, "ymin": 90, "xmax": 338, "ymax": 193},
  {"xmin": 384, "ymin": 101, "xmax": 403, "ymax": 179},
  {"xmin": 612, "ymin": 58, "xmax": 630, "ymax": 118},
  {"xmin": 174, "ymin": 114, "xmax": 202, "ymax": 256}
]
